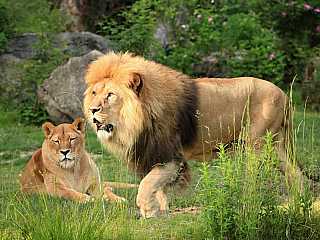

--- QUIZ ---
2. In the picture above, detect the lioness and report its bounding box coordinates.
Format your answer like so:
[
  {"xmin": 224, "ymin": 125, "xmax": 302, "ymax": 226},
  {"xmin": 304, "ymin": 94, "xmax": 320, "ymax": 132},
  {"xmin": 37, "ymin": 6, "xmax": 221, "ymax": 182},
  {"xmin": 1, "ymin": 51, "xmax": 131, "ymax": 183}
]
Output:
[
  {"xmin": 20, "ymin": 118, "xmax": 125, "ymax": 202},
  {"xmin": 83, "ymin": 51, "xmax": 311, "ymax": 218}
]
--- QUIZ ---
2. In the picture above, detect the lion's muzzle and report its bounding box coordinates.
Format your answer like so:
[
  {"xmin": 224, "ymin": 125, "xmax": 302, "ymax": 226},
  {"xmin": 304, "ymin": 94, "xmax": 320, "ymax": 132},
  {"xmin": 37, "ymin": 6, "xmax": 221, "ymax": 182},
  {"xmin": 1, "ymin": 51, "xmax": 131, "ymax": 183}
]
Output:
[{"xmin": 93, "ymin": 118, "xmax": 114, "ymax": 133}]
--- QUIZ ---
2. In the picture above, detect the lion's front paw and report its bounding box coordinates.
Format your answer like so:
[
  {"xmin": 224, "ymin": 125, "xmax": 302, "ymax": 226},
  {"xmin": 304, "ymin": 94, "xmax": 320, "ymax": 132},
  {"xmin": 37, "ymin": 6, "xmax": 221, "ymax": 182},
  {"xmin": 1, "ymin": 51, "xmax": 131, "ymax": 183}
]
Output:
[{"xmin": 136, "ymin": 193, "xmax": 160, "ymax": 218}]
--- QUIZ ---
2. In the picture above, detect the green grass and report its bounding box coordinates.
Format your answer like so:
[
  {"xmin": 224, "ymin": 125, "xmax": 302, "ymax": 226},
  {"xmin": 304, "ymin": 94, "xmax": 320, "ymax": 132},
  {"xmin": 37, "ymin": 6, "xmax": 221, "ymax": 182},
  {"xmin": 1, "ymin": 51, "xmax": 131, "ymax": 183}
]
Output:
[{"xmin": 0, "ymin": 88, "xmax": 320, "ymax": 239}]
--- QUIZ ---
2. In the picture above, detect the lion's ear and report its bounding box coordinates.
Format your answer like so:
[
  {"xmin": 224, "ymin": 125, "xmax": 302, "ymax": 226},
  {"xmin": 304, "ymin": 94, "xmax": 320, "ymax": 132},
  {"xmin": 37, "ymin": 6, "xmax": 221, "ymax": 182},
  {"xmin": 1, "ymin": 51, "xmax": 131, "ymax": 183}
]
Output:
[
  {"xmin": 131, "ymin": 72, "xmax": 143, "ymax": 96},
  {"xmin": 72, "ymin": 118, "xmax": 86, "ymax": 134},
  {"xmin": 42, "ymin": 122, "xmax": 55, "ymax": 139}
]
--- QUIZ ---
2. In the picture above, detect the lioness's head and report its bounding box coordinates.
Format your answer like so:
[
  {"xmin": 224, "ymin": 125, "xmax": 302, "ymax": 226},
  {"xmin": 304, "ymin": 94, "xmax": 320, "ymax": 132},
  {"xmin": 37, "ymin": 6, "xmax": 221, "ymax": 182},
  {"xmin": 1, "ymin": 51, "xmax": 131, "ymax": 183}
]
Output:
[
  {"xmin": 84, "ymin": 52, "xmax": 144, "ymax": 145},
  {"xmin": 42, "ymin": 118, "xmax": 86, "ymax": 169}
]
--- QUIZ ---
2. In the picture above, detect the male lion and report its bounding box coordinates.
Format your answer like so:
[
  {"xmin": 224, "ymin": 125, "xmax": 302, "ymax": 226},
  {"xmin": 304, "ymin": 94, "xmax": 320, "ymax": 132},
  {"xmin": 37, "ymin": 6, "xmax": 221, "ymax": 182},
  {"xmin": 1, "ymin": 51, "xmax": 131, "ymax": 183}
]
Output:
[
  {"xmin": 84, "ymin": 51, "xmax": 307, "ymax": 218},
  {"xmin": 20, "ymin": 118, "xmax": 125, "ymax": 202}
]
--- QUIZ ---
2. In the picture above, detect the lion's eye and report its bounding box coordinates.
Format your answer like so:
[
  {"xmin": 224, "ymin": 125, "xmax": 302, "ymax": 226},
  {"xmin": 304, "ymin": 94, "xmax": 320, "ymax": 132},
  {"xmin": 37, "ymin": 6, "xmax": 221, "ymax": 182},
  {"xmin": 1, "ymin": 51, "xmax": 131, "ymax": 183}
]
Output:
[
  {"xmin": 70, "ymin": 137, "xmax": 75, "ymax": 142},
  {"xmin": 54, "ymin": 140, "xmax": 59, "ymax": 144},
  {"xmin": 107, "ymin": 92, "xmax": 114, "ymax": 99},
  {"xmin": 92, "ymin": 91, "xmax": 96, "ymax": 97}
]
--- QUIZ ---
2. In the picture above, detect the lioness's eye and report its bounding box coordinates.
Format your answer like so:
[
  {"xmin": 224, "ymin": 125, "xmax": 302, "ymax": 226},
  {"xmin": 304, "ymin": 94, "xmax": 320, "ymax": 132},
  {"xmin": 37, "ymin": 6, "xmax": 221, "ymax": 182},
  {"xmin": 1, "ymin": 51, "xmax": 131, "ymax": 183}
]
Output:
[
  {"xmin": 70, "ymin": 138, "xmax": 75, "ymax": 142},
  {"xmin": 92, "ymin": 91, "xmax": 96, "ymax": 97},
  {"xmin": 54, "ymin": 140, "xmax": 59, "ymax": 144}
]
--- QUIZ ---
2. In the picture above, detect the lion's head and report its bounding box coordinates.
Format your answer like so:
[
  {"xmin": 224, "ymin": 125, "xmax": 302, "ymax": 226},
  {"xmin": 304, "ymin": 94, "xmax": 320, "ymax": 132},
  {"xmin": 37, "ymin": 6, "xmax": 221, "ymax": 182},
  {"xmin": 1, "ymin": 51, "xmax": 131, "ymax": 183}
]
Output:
[
  {"xmin": 83, "ymin": 51, "xmax": 196, "ymax": 181},
  {"xmin": 83, "ymin": 52, "xmax": 148, "ymax": 150},
  {"xmin": 42, "ymin": 118, "xmax": 86, "ymax": 169}
]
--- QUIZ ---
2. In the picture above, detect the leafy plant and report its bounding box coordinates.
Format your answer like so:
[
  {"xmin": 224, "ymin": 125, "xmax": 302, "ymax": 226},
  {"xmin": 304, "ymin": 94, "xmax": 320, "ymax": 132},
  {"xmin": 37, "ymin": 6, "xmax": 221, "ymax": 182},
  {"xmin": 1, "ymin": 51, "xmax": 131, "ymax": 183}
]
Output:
[
  {"xmin": 99, "ymin": 0, "xmax": 286, "ymax": 83},
  {"xmin": 198, "ymin": 131, "xmax": 318, "ymax": 239},
  {"xmin": 0, "ymin": 3, "xmax": 71, "ymax": 125},
  {"xmin": 249, "ymin": 0, "xmax": 320, "ymax": 83},
  {"xmin": 0, "ymin": 0, "xmax": 16, "ymax": 54}
]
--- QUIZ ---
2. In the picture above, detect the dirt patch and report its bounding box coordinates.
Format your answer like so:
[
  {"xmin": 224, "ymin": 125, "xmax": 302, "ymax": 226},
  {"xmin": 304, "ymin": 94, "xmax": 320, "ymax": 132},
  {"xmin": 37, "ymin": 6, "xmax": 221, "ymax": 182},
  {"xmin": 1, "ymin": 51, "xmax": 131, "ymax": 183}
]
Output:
[{"xmin": 170, "ymin": 206, "xmax": 202, "ymax": 215}]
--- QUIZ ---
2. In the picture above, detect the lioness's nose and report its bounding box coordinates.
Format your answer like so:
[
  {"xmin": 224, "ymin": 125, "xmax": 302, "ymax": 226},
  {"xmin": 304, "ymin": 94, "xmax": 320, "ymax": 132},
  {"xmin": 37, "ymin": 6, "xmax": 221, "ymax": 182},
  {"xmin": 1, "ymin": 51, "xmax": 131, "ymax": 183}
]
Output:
[
  {"xmin": 60, "ymin": 149, "xmax": 70, "ymax": 156},
  {"xmin": 89, "ymin": 107, "xmax": 100, "ymax": 114}
]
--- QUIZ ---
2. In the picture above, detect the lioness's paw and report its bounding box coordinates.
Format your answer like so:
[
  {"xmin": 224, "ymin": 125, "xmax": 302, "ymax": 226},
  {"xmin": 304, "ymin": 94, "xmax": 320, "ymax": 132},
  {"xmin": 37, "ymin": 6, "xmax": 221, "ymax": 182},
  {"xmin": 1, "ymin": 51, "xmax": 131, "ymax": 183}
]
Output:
[
  {"xmin": 80, "ymin": 194, "xmax": 93, "ymax": 203},
  {"xmin": 103, "ymin": 195, "xmax": 126, "ymax": 203}
]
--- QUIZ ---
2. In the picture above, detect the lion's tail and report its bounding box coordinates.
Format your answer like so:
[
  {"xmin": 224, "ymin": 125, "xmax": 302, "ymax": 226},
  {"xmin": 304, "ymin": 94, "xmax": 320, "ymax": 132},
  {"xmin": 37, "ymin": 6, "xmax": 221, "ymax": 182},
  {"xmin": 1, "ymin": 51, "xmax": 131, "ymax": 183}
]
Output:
[{"xmin": 284, "ymin": 99, "xmax": 320, "ymax": 182}]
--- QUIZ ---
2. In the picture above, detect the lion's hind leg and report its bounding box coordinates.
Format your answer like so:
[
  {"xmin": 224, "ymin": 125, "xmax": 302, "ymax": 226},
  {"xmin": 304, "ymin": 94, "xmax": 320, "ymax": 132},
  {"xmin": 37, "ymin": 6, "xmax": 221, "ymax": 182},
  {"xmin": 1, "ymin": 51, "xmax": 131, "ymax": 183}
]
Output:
[{"xmin": 273, "ymin": 130, "xmax": 304, "ymax": 194}]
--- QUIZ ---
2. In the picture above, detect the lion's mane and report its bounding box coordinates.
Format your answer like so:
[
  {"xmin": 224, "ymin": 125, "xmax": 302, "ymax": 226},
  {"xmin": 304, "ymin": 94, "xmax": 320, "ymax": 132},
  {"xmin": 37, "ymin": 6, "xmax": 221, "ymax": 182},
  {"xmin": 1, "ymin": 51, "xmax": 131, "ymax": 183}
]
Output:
[{"xmin": 84, "ymin": 52, "xmax": 198, "ymax": 187}]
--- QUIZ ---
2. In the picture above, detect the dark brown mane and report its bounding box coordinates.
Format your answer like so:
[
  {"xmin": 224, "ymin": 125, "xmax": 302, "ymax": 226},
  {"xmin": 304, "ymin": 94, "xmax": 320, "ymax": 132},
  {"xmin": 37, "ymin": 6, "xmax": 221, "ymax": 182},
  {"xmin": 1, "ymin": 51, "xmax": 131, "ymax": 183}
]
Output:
[{"xmin": 127, "ymin": 78, "xmax": 198, "ymax": 188}]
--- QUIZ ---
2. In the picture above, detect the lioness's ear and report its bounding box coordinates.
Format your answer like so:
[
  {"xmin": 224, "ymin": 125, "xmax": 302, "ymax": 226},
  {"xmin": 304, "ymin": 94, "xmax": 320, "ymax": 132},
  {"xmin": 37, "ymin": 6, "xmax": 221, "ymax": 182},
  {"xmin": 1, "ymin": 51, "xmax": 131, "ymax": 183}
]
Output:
[
  {"xmin": 131, "ymin": 72, "xmax": 143, "ymax": 96},
  {"xmin": 72, "ymin": 118, "xmax": 86, "ymax": 134},
  {"xmin": 42, "ymin": 122, "xmax": 55, "ymax": 139}
]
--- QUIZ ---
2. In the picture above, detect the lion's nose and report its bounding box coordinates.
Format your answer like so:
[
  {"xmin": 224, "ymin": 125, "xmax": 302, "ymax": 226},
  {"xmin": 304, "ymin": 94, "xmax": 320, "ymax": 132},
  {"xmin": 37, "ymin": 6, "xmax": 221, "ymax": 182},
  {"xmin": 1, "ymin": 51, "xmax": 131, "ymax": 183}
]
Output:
[{"xmin": 89, "ymin": 107, "xmax": 100, "ymax": 114}]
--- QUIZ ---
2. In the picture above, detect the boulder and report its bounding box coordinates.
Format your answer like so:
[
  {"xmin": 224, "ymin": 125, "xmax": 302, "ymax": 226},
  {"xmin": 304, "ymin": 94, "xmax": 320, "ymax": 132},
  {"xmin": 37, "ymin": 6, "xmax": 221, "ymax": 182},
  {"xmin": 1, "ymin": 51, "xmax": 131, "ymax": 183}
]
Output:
[
  {"xmin": 56, "ymin": 32, "xmax": 113, "ymax": 56},
  {"xmin": 5, "ymin": 32, "xmax": 112, "ymax": 59},
  {"xmin": 195, "ymin": 52, "xmax": 229, "ymax": 78},
  {"xmin": 5, "ymin": 33, "xmax": 37, "ymax": 59},
  {"xmin": 37, "ymin": 50, "xmax": 104, "ymax": 125},
  {"xmin": 302, "ymin": 57, "xmax": 320, "ymax": 111},
  {"xmin": 0, "ymin": 54, "xmax": 24, "ymax": 100}
]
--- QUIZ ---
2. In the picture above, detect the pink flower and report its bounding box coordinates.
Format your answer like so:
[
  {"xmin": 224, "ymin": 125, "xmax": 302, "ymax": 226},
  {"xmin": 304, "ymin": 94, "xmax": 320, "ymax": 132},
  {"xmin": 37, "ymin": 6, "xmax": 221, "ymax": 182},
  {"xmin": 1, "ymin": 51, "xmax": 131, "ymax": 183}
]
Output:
[
  {"xmin": 296, "ymin": 11, "xmax": 300, "ymax": 15},
  {"xmin": 273, "ymin": 36, "xmax": 277, "ymax": 40},
  {"xmin": 181, "ymin": 25, "xmax": 186, "ymax": 29},
  {"xmin": 184, "ymin": 55, "xmax": 187, "ymax": 58},
  {"xmin": 196, "ymin": 52, "xmax": 200, "ymax": 56},
  {"xmin": 211, "ymin": 0, "xmax": 214, "ymax": 3},
  {"xmin": 197, "ymin": 14, "xmax": 202, "ymax": 19},
  {"xmin": 208, "ymin": 17, "xmax": 213, "ymax": 22},
  {"xmin": 315, "ymin": 9, "xmax": 320, "ymax": 13},
  {"xmin": 223, "ymin": 21, "xmax": 226, "ymax": 25},
  {"xmin": 290, "ymin": 1, "xmax": 295, "ymax": 6},
  {"xmin": 282, "ymin": 12, "xmax": 286, "ymax": 17},
  {"xmin": 316, "ymin": 26, "xmax": 320, "ymax": 31},
  {"xmin": 305, "ymin": 4, "xmax": 311, "ymax": 10},
  {"xmin": 172, "ymin": 44, "xmax": 176, "ymax": 47},
  {"xmin": 270, "ymin": 53, "xmax": 275, "ymax": 59}
]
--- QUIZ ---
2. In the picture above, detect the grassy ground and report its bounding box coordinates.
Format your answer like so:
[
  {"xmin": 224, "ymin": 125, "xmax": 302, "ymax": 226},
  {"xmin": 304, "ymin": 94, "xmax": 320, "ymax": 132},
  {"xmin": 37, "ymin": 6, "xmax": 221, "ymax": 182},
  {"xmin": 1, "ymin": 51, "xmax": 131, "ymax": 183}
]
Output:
[{"xmin": 0, "ymin": 88, "xmax": 320, "ymax": 239}]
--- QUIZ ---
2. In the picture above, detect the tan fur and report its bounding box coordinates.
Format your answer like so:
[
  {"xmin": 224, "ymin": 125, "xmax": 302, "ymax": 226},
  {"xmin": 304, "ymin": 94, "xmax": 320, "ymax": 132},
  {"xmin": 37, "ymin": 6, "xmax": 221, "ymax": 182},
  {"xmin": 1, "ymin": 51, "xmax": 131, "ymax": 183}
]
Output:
[
  {"xmin": 84, "ymin": 51, "xmax": 304, "ymax": 218},
  {"xmin": 20, "ymin": 118, "xmax": 125, "ymax": 202}
]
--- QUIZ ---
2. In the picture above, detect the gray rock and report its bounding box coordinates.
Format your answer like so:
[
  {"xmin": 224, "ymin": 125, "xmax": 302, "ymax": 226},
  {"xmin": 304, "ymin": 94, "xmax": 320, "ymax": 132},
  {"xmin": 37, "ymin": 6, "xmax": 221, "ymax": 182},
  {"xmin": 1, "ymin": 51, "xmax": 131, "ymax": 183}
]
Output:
[
  {"xmin": 0, "ymin": 54, "xmax": 24, "ymax": 99},
  {"xmin": 5, "ymin": 33, "xmax": 37, "ymax": 59},
  {"xmin": 195, "ymin": 52, "xmax": 229, "ymax": 78},
  {"xmin": 5, "ymin": 32, "xmax": 113, "ymax": 59},
  {"xmin": 56, "ymin": 31, "xmax": 114, "ymax": 56},
  {"xmin": 37, "ymin": 50, "xmax": 104, "ymax": 125}
]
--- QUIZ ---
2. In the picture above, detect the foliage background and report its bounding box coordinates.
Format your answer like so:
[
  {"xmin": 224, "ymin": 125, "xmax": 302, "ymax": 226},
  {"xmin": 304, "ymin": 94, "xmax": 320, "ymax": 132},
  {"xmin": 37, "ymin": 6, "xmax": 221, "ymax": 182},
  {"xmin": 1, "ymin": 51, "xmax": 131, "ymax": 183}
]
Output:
[
  {"xmin": 1, "ymin": 0, "xmax": 320, "ymax": 239},
  {"xmin": 1, "ymin": 0, "xmax": 320, "ymax": 124}
]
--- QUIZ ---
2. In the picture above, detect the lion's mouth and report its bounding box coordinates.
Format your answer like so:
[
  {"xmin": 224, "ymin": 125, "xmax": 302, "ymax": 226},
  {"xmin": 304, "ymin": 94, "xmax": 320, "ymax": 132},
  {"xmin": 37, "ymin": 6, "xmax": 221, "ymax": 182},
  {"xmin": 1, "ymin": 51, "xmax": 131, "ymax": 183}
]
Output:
[{"xmin": 93, "ymin": 118, "xmax": 114, "ymax": 133}]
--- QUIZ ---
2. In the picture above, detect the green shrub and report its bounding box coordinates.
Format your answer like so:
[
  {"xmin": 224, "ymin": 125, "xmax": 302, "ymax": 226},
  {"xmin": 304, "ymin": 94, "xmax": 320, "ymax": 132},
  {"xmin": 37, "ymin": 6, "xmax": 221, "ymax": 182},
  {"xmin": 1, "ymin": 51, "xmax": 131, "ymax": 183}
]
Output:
[
  {"xmin": 0, "ymin": 3, "xmax": 69, "ymax": 125},
  {"xmin": 249, "ymin": 0, "xmax": 320, "ymax": 82},
  {"xmin": 99, "ymin": 0, "xmax": 285, "ymax": 84},
  {"xmin": 199, "ymin": 132, "xmax": 318, "ymax": 239},
  {"xmin": 0, "ymin": 0, "xmax": 16, "ymax": 54},
  {"xmin": 222, "ymin": 12, "xmax": 286, "ymax": 86}
]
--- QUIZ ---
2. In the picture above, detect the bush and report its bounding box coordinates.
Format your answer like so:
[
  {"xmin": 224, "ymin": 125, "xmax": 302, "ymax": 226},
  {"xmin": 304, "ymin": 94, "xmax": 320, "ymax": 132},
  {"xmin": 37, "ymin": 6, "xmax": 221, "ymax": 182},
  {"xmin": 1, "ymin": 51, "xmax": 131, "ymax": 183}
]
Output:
[
  {"xmin": 0, "ymin": 3, "xmax": 70, "ymax": 125},
  {"xmin": 0, "ymin": 0, "xmax": 16, "ymax": 54},
  {"xmin": 249, "ymin": 0, "xmax": 320, "ymax": 83},
  {"xmin": 199, "ymin": 132, "xmax": 318, "ymax": 239},
  {"xmin": 99, "ymin": 0, "xmax": 285, "ymax": 84}
]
